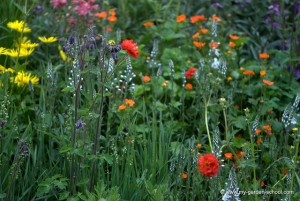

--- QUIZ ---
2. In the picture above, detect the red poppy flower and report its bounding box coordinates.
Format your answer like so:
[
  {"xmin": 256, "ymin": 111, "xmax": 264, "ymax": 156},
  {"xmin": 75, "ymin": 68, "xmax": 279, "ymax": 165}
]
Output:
[
  {"xmin": 198, "ymin": 153, "xmax": 219, "ymax": 177},
  {"xmin": 121, "ymin": 40, "xmax": 139, "ymax": 58},
  {"xmin": 185, "ymin": 67, "xmax": 197, "ymax": 80}
]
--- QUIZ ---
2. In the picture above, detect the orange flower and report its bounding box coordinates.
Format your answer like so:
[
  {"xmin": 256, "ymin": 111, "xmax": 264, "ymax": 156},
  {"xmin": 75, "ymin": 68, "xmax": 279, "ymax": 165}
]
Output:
[
  {"xmin": 229, "ymin": 34, "xmax": 239, "ymax": 40},
  {"xmin": 224, "ymin": 152, "xmax": 233, "ymax": 159},
  {"xmin": 190, "ymin": 15, "xmax": 207, "ymax": 23},
  {"xmin": 235, "ymin": 151, "xmax": 244, "ymax": 159},
  {"xmin": 260, "ymin": 70, "xmax": 266, "ymax": 76},
  {"xmin": 185, "ymin": 83, "xmax": 193, "ymax": 90},
  {"xmin": 261, "ymin": 181, "xmax": 265, "ymax": 187},
  {"xmin": 229, "ymin": 42, "xmax": 235, "ymax": 48},
  {"xmin": 259, "ymin": 52, "xmax": 269, "ymax": 59},
  {"xmin": 162, "ymin": 80, "xmax": 169, "ymax": 87},
  {"xmin": 256, "ymin": 137, "xmax": 262, "ymax": 145},
  {"xmin": 209, "ymin": 42, "xmax": 219, "ymax": 49},
  {"xmin": 255, "ymin": 129, "xmax": 261, "ymax": 134},
  {"xmin": 239, "ymin": 67, "xmax": 245, "ymax": 71},
  {"xmin": 263, "ymin": 125, "xmax": 272, "ymax": 135},
  {"xmin": 211, "ymin": 15, "xmax": 221, "ymax": 22},
  {"xmin": 193, "ymin": 41, "xmax": 206, "ymax": 48},
  {"xmin": 262, "ymin": 79, "xmax": 274, "ymax": 86},
  {"xmin": 181, "ymin": 172, "xmax": 188, "ymax": 179},
  {"xmin": 243, "ymin": 70, "xmax": 255, "ymax": 75},
  {"xmin": 109, "ymin": 9, "xmax": 116, "ymax": 16},
  {"xmin": 176, "ymin": 14, "xmax": 186, "ymax": 23},
  {"xmin": 118, "ymin": 104, "xmax": 126, "ymax": 111},
  {"xmin": 199, "ymin": 28, "xmax": 208, "ymax": 34},
  {"xmin": 144, "ymin": 22, "xmax": 154, "ymax": 27},
  {"xmin": 108, "ymin": 15, "xmax": 117, "ymax": 22},
  {"xmin": 106, "ymin": 26, "xmax": 112, "ymax": 32},
  {"xmin": 143, "ymin": 75, "xmax": 151, "ymax": 83},
  {"xmin": 197, "ymin": 143, "xmax": 202, "ymax": 148},
  {"xmin": 125, "ymin": 99, "xmax": 135, "ymax": 107},
  {"xmin": 192, "ymin": 32, "xmax": 199, "ymax": 39},
  {"xmin": 283, "ymin": 167, "xmax": 288, "ymax": 176},
  {"xmin": 96, "ymin": 11, "xmax": 107, "ymax": 19}
]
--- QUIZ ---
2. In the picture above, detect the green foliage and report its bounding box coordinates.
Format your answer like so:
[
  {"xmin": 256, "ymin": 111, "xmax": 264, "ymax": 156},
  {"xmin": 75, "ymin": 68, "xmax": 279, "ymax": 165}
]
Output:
[{"xmin": 0, "ymin": 0, "xmax": 300, "ymax": 201}]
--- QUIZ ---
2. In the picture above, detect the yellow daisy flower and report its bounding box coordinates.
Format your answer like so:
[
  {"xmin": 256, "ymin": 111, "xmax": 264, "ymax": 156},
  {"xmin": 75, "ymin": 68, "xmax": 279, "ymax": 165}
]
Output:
[
  {"xmin": 0, "ymin": 47, "xmax": 8, "ymax": 55},
  {"xmin": 0, "ymin": 65, "xmax": 15, "ymax": 74},
  {"xmin": 18, "ymin": 37, "xmax": 39, "ymax": 49},
  {"xmin": 6, "ymin": 48, "xmax": 35, "ymax": 57},
  {"xmin": 7, "ymin": 20, "xmax": 31, "ymax": 33},
  {"xmin": 11, "ymin": 71, "xmax": 39, "ymax": 87},
  {"xmin": 38, "ymin": 36, "xmax": 58, "ymax": 43}
]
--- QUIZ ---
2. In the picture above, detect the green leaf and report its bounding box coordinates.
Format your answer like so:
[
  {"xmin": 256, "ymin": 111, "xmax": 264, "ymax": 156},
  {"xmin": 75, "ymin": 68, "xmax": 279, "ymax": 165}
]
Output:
[
  {"xmin": 100, "ymin": 154, "xmax": 113, "ymax": 165},
  {"xmin": 0, "ymin": 193, "xmax": 6, "ymax": 198},
  {"xmin": 232, "ymin": 116, "xmax": 247, "ymax": 129}
]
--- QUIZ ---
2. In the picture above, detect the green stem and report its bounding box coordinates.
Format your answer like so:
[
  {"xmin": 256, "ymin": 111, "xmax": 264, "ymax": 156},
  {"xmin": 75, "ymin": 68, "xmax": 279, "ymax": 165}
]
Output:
[
  {"xmin": 247, "ymin": 119, "xmax": 257, "ymax": 201},
  {"xmin": 223, "ymin": 108, "xmax": 229, "ymax": 144},
  {"xmin": 290, "ymin": 131, "xmax": 299, "ymax": 192},
  {"xmin": 204, "ymin": 93, "xmax": 213, "ymax": 152}
]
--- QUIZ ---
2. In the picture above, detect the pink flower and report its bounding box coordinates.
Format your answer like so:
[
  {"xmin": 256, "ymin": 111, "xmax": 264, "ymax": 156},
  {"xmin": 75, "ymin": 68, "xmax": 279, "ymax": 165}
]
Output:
[
  {"xmin": 50, "ymin": 0, "xmax": 67, "ymax": 9},
  {"xmin": 72, "ymin": 0, "xmax": 99, "ymax": 16}
]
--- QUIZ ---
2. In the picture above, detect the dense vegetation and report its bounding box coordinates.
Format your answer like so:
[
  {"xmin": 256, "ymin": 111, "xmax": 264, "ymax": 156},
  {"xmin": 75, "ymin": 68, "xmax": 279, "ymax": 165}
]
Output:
[{"xmin": 0, "ymin": 0, "xmax": 299, "ymax": 200}]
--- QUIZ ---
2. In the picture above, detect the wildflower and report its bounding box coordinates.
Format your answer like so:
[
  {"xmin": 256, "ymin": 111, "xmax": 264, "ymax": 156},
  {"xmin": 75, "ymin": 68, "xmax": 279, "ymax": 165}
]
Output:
[
  {"xmin": 73, "ymin": 0, "xmax": 99, "ymax": 16},
  {"xmin": 0, "ymin": 65, "xmax": 14, "ymax": 74},
  {"xmin": 226, "ymin": 76, "xmax": 232, "ymax": 81},
  {"xmin": 239, "ymin": 67, "xmax": 245, "ymax": 71},
  {"xmin": 38, "ymin": 36, "xmax": 58, "ymax": 43},
  {"xmin": 121, "ymin": 40, "xmax": 139, "ymax": 58},
  {"xmin": 125, "ymin": 99, "xmax": 135, "ymax": 107},
  {"xmin": 256, "ymin": 137, "xmax": 263, "ymax": 145},
  {"xmin": 6, "ymin": 48, "xmax": 35, "ymax": 57},
  {"xmin": 199, "ymin": 28, "xmax": 208, "ymax": 34},
  {"xmin": 7, "ymin": 20, "xmax": 31, "ymax": 33},
  {"xmin": 96, "ymin": 11, "xmax": 107, "ymax": 19},
  {"xmin": 176, "ymin": 14, "xmax": 186, "ymax": 23},
  {"xmin": 109, "ymin": 9, "xmax": 116, "ymax": 16},
  {"xmin": 50, "ymin": 0, "xmax": 67, "ymax": 9},
  {"xmin": 0, "ymin": 47, "xmax": 8, "ymax": 55},
  {"xmin": 190, "ymin": 15, "xmax": 207, "ymax": 23},
  {"xmin": 162, "ymin": 80, "xmax": 169, "ymax": 87},
  {"xmin": 197, "ymin": 143, "xmax": 202, "ymax": 148},
  {"xmin": 243, "ymin": 70, "xmax": 255, "ymax": 76},
  {"xmin": 262, "ymin": 79, "xmax": 274, "ymax": 86},
  {"xmin": 193, "ymin": 41, "xmax": 206, "ymax": 48},
  {"xmin": 261, "ymin": 181, "xmax": 265, "ymax": 187},
  {"xmin": 108, "ymin": 15, "xmax": 117, "ymax": 22},
  {"xmin": 118, "ymin": 104, "xmax": 126, "ymax": 111},
  {"xmin": 263, "ymin": 125, "xmax": 272, "ymax": 135},
  {"xmin": 211, "ymin": 15, "xmax": 221, "ymax": 22},
  {"xmin": 198, "ymin": 153, "xmax": 219, "ymax": 177},
  {"xmin": 255, "ymin": 129, "xmax": 261, "ymax": 134},
  {"xmin": 259, "ymin": 52, "xmax": 269, "ymax": 59},
  {"xmin": 229, "ymin": 34, "xmax": 239, "ymax": 40},
  {"xmin": 209, "ymin": 42, "xmax": 219, "ymax": 49},
  {"xmin": 235, "ymin": 151, "xmax": 244, "ymax": 159},
  {"xmin": 224, "ymin": 152, "xmax": 233, "ymax": 159},
  {"xmin": 185, "ymin": 83, "xmax": 193, "ymax": 90},
  {"xmin": 181, "ymin": 172, "xmax": 188, "ymax": 179},
  {"xmin": 283, "ymin": 168, "xmax": 288, "ymax": 176},
  {"xmin": 292, "ymin": 127, "xmax": 298, "ymax": 132},
  {"xmin": 260, "ymin": 70, "xmax": 266, "ymax": 76},
  {"xmin": 143, "ymin": 76, "xmax": 151, "ymax": 83},
  {"xmin": 192, "ymin": 32, "xmax": 200, "ymax": 39},
  {"xmin": 144, "ymin": 22, "xmax": 154, "ymax": 27},
  {"xmin": 106, "ymin": 26, "xmax": 112, "ymax": 32},
  {"xmin": 229, "ymin": 42, "xmax": 235, "ymax": 48},
  {"xmin": 185, "ymin": 67, "xmax": 197, "ymax": 80},
  {"xmin": 75, "ymin": 119, "xmax": 86, "ymax": 129},
  {"xmin": 11, "ymin": 71, "xmax": 39, "ymax": 87}
]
